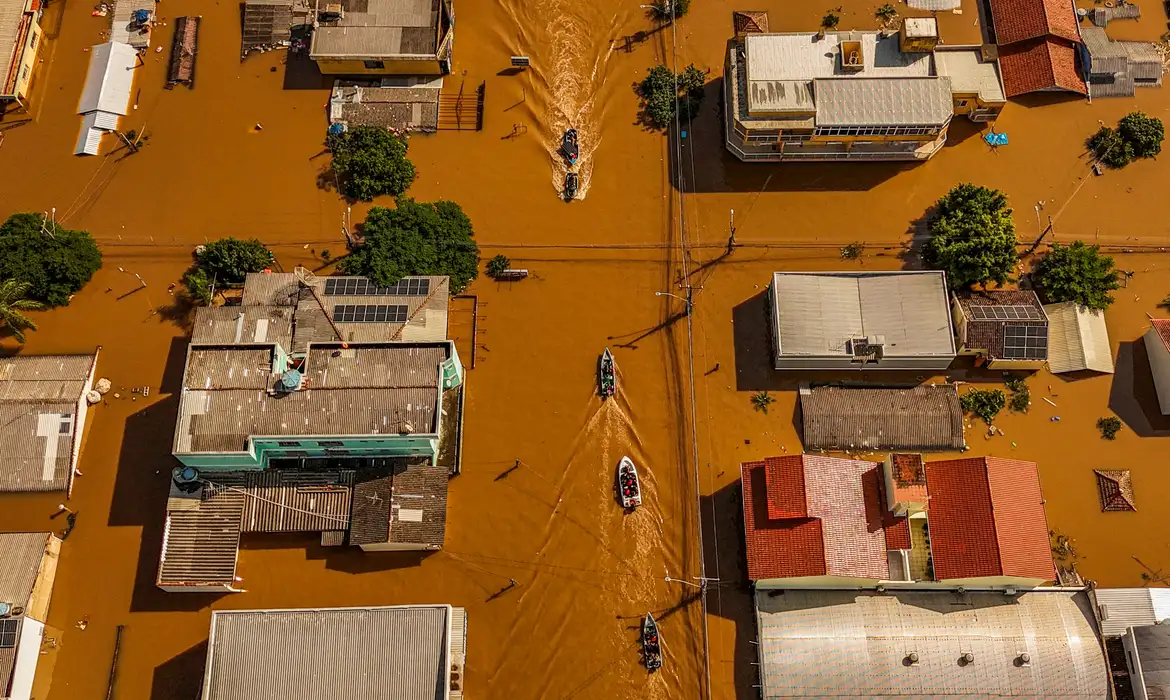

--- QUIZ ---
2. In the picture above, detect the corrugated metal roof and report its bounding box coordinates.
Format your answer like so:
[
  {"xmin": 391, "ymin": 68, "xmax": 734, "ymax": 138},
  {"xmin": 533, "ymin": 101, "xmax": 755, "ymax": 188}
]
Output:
[
  {"xmin": 184, "ymin": 347, "xmax": 274, "ymax": 390},
  {"xmin": 756, "ymin": 589, "xmax": 1108, "ymax": 699},
  {"xmin": 814, "ymin": 76, "xmax": 954, "ymax": 127},
  {"xmin": 158, "ymin": 484, "xmax": 244, "ymax": 587},
  {"xmin": 800, "ymin": 385, "xmax": 965, "ymax": 451},
  {"xmin": 1094, "ymin": 589, "xmax": 1170, "ymax": 637},
  {"xmin": 1129, "ymin": 625, "xmax": 1170, "ymax": 699},
  {"xmin": 0, "ymin": 532, "xmax": 50, "ymax": 607},
  {"xmin": 0, "ymin": 0, "xmax": 29, "ymax": 97},
  {"xmin": 236, "ymin": 470, "xmax": 354, "ymax": 533},
  {"xmin": 202, "ymin": 605, "xmax": 459, "ymax": 700},
  {"xmin": 76, "ymin": 42, "xmax": 137, "ymax": 116},
  {"xmin": 772, "ymin": 271, "xmax": 955, "ymax": 358},
  {"xmin": 309, "ymin": 0, "xmax": 438, "ymax": 58},
  {"xmin": 1045, "ymin": 302, "xmax": 1114, "ymax": 374},
  {"xmin": 389, "ymin": 465, "xmax": 447, "ymax": 547},
  {"xmin": 191, "ymin": 306, "xmax": 296, "ymax": 349}
]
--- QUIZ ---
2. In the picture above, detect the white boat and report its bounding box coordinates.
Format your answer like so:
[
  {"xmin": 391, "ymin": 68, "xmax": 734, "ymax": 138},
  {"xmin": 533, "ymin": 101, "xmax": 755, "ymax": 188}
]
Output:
[{"xmin": 617, "ymin": 456, "xmax": 642, "ymax": 509}]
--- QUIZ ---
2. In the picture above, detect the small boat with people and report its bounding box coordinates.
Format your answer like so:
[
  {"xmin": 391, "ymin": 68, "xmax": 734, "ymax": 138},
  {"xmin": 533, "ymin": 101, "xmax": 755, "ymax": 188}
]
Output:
[
  {"xmin": 561, "ymin": 127, "xmax": 579, "ymax": 165},
  {"xmin": 617, "ymin": 456, "xmax": 641, "ymax": 509},
  {"xmin": 563, "ymin": 171, "xmax": 578, "ymax": 201},
  {"xmin": 599, "ymin": 348, "xmax": 615, "ymax": 398},
  {"xmin": 642, "ymin": 613, "xmax": 663, "ymax": 671}
]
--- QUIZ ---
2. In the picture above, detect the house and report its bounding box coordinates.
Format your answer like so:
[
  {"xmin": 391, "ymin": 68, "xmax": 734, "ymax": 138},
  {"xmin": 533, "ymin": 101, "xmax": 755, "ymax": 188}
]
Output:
[
  {"xmin": 0, "ymin": 352, "xmax": 100, "ymax": 495},
  {"xmin": 988, "ymin": 0, "xmax": 1086, "ymax": 97},
  {"xmin": 740, "ymin": 454, "xmax": 1055, "ymax": 588},
  {"xmin": 0, "ymin": 533, "xmax": 61, "ymax": 700},
  {"xmin": 798, "ymin": 385, "xmax": 965, "ymax": 452},
  {"xmin": 308, "ymin": 0, "xmax": 453, "ymax": 76},
  {"xmin": 754, "ymin": 588, "xmax": 1109, "ymax": 700},
  {"xmin": 953, "ymin": 290, "xmax": 1049, "ymax": 369},
  {"xmin": 1092, "ymin": 588, "xmax": 1170, "ymax": 637},
  {"xmin": 1081, "ymin": 26, "xmax": 1162, "ymax": 99},
  {"xmin": 768, "ymin": 271, "xmax": 956, "ymax": 370},
  {"xmin": 722, "ymin": 19, "xmax": 1005, "ymax": 162},
  {"xmin": 74, "ymin": 42, "xmax": 138, "ymax": 156},
  {"xmin": 1044, "ymin": 302, "xmax": 1114, "ymax": 374},
  {"xmin": 0, "ymin": 0, "xmax": 43, "ymax": 106},
  {"xmin": 199, "ymin": 604, "xmax": 467, "ymax": 700},
  {"xmin": 1123, "ymin": 624, "xmax": 1170, "ymax": 700},
  {"xmin": 1143, "ymin": 319, "xmax": 1170, "ymax": 415}
]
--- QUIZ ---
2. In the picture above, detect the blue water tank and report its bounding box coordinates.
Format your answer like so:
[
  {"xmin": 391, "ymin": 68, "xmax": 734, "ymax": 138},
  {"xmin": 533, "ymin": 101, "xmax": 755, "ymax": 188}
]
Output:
[{"xmin": 279, "ymin": 369, "xmax": 303, "ymax": 392}]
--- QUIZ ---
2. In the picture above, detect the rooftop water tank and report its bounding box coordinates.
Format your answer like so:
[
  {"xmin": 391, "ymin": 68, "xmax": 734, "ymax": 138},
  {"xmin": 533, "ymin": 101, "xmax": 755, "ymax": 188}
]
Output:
[
  {"xmin": 278, "ymin": 369, "xmax": 303, "ymax": 392},
  {"xmin": 0, "ymin": 602, "xmax": 11, "ymax": 617}
]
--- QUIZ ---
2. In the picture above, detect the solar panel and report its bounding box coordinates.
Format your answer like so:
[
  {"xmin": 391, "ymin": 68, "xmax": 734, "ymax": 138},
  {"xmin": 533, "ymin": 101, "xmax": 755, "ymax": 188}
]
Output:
[
  {"xmin": 323, "ymin": 277, "xmax": 430, "ymax": 297},
  {"xmin": 1002, "ymin": 324, "xmax": 1048, "ymax": 360},
  {"xmin": 331, "ymin": 304, "xmax": 408, "ymax": 323},
  {"xmin": 0, "ymin": 618, "xmax": 18, "ymax": 648},
  {"xmin": 970, "ymin": 304, "xmax": 1044, "ymax": 322}
]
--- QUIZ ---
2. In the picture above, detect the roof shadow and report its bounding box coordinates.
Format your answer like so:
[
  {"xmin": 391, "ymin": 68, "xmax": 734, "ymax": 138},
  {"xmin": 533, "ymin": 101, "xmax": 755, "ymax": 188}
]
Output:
[
  {"xmin": 150, "ymin": 640, "xmax": 207, "ymax": 700},
  {"xmin": 1109, "ymin": 338, "xmax": 1170, "ymax": 437},
  {"xmin": 303, "ymin": 539, "xmax": 435, "ymax": 573}
]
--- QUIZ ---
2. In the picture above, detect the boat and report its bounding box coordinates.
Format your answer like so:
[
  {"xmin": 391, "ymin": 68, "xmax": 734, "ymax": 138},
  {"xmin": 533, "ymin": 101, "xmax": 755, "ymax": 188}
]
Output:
[
  {"xmin": 617, "ymin": 456, "xmax": 641, "ymax": 509},
  {"xmin": 561, "ymin": 128, "xmax": 579, "ymax": 165},
  {"xmin": 563, "ymin": 172, "xmax": 578, "ymax": 201},
  {"xmin": 599, "ymin": 348, "xmax": 615, "ymax": 398},
  {"xmin": 642, "ymin": 613, "xmax": 663, "ymax": 671}
]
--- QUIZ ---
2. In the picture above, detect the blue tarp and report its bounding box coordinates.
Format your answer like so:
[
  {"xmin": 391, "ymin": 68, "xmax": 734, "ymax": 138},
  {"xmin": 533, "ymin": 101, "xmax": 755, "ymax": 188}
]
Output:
[{"xmin": 984, "ymin": 132, "xmax": 1009, "ymax": 147}]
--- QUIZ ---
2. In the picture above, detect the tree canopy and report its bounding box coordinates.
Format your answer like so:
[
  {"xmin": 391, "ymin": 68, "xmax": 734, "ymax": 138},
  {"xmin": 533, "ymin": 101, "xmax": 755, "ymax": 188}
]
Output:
[
  {"xmin": 328, "ymin": 126, "xmax": 417, "ymax": 201},
  {"xmin": 0, "ymin": 279, "xmax": 43, "ymax": 344},
  {"xmin": 339, "ymin": 197, "xmax": 481, "ymax": 293},
  {"xmin": 1034, "ymin": 241, "xmax": 1120, "ymax": 310},
  {"xmin": 0, "ymin": 213, "xmax": 102, "ymax": 307},
  {"xmin": 1089, "ymin": 112, "xmax": 1163, "ymax": 168},
  {"xmin": 646, "ymin": 0, "xmax": 691, "ymax": 22},
  {"xmin": 638, "ymin": 64, "xmax": 706, "ymax": 129},
  {"xmin": 195, "ymin": 237, "xmax": 273, "ymax": 283},
  {"xmin": 921, "ymin": 184, "xmax": 1018, "ymax": 290}
]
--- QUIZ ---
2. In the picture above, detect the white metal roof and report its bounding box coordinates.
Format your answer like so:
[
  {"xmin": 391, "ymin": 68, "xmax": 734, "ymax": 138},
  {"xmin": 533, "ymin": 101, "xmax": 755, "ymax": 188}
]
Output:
[
  {"xmin": 76, "ymin": 42, "xmax": 137, "ymax": 116},
  {"xmin": 934, "ymin": 47, "xmax": 1007, "ymax": 102},
  {"xmin": 745, "ymin": 32, "xmax": 933, "ymax": 82},
  {"xmin": 1044, "ymin": 302, "xmax": 1114, "ymax": 374},
  {"xmin": 814, "ymin": 76, "xmax": 954, "ymax": 127},
  {"xmin": 1094, "ymin": 588, "xmax": 1170, "ymax": 637},
  {"xmin": 756, "ymin": 589, "xmax": 1109, "ymax": 699},
  {"xmin": 771, "ymin": 271, "xmax": 956, "ymax": 358}
]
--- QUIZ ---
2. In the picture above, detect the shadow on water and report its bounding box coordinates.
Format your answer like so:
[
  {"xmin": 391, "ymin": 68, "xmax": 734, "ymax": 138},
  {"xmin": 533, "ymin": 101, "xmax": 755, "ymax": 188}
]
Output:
[
  {"xmin": 1110, "ymin": 338, "xmax": 1170, "ymax": 437},
  {"xmin": 282, "ymin": 53, "xmax": 332, "ymax": 91},
  {"xmin": 150, "ymin": 641, "xmax": 207, "ymax": 700}
]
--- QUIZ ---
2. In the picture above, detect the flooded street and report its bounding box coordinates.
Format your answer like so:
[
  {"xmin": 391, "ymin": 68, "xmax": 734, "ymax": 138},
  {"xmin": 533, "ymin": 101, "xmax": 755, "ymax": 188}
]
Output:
[{"xmin": 2, "ymin": 0, "xmax": 1170, "ymax": 696}]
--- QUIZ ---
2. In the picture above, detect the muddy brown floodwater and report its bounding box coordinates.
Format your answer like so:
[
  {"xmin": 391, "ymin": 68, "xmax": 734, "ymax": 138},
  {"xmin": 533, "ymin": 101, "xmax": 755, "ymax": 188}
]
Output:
[{"xmin": 3, "ymin": 0, "xmax": 1170, "ymax": 696}]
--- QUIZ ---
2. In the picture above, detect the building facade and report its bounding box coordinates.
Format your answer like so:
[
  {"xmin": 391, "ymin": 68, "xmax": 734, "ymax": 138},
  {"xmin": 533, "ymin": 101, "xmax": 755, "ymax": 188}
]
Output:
[
  {"xmin": 0, "ymin": 0, "xmax": 43, "ymax": 105},
  {"xmin": 0, "ymin": 532, "xmax": 61, "ymax": 700}
]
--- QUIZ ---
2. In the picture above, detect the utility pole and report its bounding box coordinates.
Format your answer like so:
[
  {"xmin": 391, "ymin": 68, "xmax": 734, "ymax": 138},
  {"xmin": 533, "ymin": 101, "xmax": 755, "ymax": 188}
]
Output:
[{"xmin": 726, "ymin": 209, "xmax": 736, "ymax": 255}]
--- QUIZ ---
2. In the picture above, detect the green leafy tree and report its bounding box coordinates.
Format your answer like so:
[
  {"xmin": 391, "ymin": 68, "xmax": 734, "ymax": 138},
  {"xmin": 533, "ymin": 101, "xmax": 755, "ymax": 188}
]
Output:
[
  {"xmin": 960, "ymin": 388, "xmax": 1006, "ymax": 424},
  {"xmin": 1035, "ymin": 241, "xmax": 1120, "ymax": 310},
  {"xmin": 1119, "ymin": 111, "xmax": 1164, "ymax": 158},
  {"xmin": 821, "ymin": 12, "xmax": 840, "ymax": 29},
  {"xmin": 328, "ymin": 126, "xmax": 417, "ymax": 201},
  {"xmin": 340, "ymin": 197, "xmax": 481, "ymax": 293},
  {"xmin": 1097, "ymin": 416, "xmax": 1122, "ymax": 440},
  {"xmin": 182, "ymin": 267, "xmax": 214, "ymax": 306},
  {"xmin": 922, "ymin": 184, "xmax": 1018, "ymax": 290},
  {"xmin": 646, "ymin": 0, "xmax": 691, "ymax": 22},
  {"xmin": 0, "ymin": 213, "xmax": 101, "ymax": 307},
  {"xmin": 486, "ymin": 255, "xmax": 511, "ymax": 278},
  {"xmin": 876, "ymin": 3, "xmax": 897, "ymax": 20},
  {"xmin": 1088, "ymin": 127, "xmax": 1134, "ymax": 169},
  {"xmin": 195, "ymin": 238, "xmax": 273, "ymax": 284},
  {"xmin": 0, "ymin": 279, "xmax": 43, "ymax": 343},
  {"xmin": 638, "ymin": 64, "xmax": 707, "ymax": 129}
]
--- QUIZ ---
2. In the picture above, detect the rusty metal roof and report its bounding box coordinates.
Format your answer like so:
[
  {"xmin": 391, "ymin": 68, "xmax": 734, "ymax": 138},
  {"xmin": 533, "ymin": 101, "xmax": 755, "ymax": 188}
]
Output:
[{"xmin": 800, "ymin": 385, "xmax": 965, "ymax": 452}]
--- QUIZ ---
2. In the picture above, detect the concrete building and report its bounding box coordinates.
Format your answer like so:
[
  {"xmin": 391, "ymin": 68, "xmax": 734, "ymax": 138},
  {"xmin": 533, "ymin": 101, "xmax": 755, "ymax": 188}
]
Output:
[
  {"xmin": 308, "ymin": 0, "xmax": 453, "ymax": 76},
  {"xmin": 723, "ymin": 18, "xmax": 1005, "ymax": 162},
  {"xmin": 768, "ymin": 271, "xmax": 956, "ymax": 370},
  {"xmin": 1082, "ymin": 26, "xmax": 1163, "ymax": 99},
  {"xmin": 953, "ymin": 290, "xmax": 1049, "ymax": 369},
  {"xmin": 1143, "ymin": 319, "xmax": 1170, "ymax": 415},
  {"xmin": 0, "ymin": 0, "xmax": 43, "ymax": 106},
  {"xmin": 741, "ymin": 454, "xmax": 1054, "ymax": 589},
  {"xmin": 1044, "ymin": 301, "xmax": 1114, "ymax": 374},
  {"xmin": 0, "ymin": 533, "xmax": 61, "ymax": 700},
  {"xmin": 798, "ymin": 385, "xmax": 965, "ymax": 452},
  {"xmin": 0, "ymin": 352, "xmax": 100, "ymax": 495},
  {"xmin": 200, "ymin": 604, "xmax": 467, "ymax": 700},
  {"xmin": 753, "ymin": 588, "xmax": 1109, "ymax": 700}
]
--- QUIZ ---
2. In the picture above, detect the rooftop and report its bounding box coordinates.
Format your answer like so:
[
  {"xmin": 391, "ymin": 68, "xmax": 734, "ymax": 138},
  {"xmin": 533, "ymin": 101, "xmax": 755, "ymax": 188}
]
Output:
[
  {"xmin": 799, "ymin": 385, "xmax": 966, "ymax": 452},
  {"xmin": 956, "ymin": 290, "xmax": 1049, "ymax": 361},
  {"xmin": 772, "ymin": 271, "xmax": 956, "ymax": 359},
  {"xmin": 925, "ymin": 457, "xmax": 1055, "ymax": 582},
  {"xmin": 934, "ymin": 47, "xmax": 1007, "ymax": 102},
  {"xmin": 1093, "ymin": 588, "xmax": 1170, "ymax": 636},
  {"xmin": 201, "ymin": 604, "xmax": 466, "ymax": 700},
  {"xmin": 813, "ymin": 76, "xmax": 954, "ymax": 127},
  {"xmin": 988, "ymin": 0, "xmax": 1081, "ymax": 45},
  {"xmin": 1094, "ymin": 469, "xmax": 1135, "ymax": 512},
  {"xmin": 998, "ymin": 37, "xmax": 1086, "ymax": 97},
  {"xmin": 1045, "ymin": 302, "xmax": 1114, "ymax": 374},
  {"xmin": 755, "ymin": 588, "xmax": 1108, "ymax": 699},
  {"xmin": 309, "ymin": 0, "xmax": 442, "ymax": 59},
  {"xmin": 0, "ymin": 353, "xmax": 98, "ymax": 493},
  {"xmin": 1128, "ymin": 624, "xmax": 1170, "ymax": 700},
  {"xmin": 0, "ymin": 0, "xmax": 30, "ymax": 96},
  {"xmin": 1152, "ymin": 319, "xmax": 1170, "ymax": 354},
  {"xmin": 0, "ymin": 532, "xmax": 54, "ymax": 694}
]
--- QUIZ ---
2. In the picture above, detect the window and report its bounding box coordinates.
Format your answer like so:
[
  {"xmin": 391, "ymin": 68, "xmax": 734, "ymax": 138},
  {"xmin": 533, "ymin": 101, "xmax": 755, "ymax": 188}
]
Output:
[
  {"xmin": 284, "ymin": 450, "xmax": 310, "ymax": 458},
  {"xmin": 277, "ymin": 440, "xmax": 302, "ymax": 447},
  {"xmin": 363, "ymin": 60, "xmax": 385, "ymax": 69},
  {"xmin": 59, "ymin": 415, "xmax": 73, "ymax": 435},
  {"xmin": 317, "ymin": 440, "xmax": 344, "ymax": 448},
  {"xmin": 957, "ymin": 99, "xmax": 968, "ymax": 107},
  {"xmin": 20, "ymin": 65, "xmax": 28, "ymax": 81},
  {"xmin": 29, "ymin": 33, "xmax": 36, "ymax": 49}
]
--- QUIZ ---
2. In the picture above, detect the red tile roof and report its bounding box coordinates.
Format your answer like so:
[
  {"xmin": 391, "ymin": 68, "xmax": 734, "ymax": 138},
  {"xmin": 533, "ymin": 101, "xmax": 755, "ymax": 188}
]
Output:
[
  {"xmin": 998, "ymin": 37, "xmax": 1087, "ymax": 98},
  {"xmin": 741, "ymin": 455, "xmax": 900, "ymax": 581},
  {"xmin": 925, "ymin": 457, "xmax": 1055, "ymax": 582},
  {"xmin": 1152, "ymin": 319, "xmax": 1170, "ymax": 353},
  {"xmin": 989, "ymin": 0, "xmax": 1081, "ymax": 45},
  {"xmin": 890, "ymin": 453, "xmax": 928, "ymax": 507}
]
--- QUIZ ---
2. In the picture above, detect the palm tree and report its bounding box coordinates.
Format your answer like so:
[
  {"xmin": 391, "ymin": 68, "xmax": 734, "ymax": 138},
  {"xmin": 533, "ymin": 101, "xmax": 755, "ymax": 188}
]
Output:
[{"xmin": 0, "ymin": 279, "xmax": 43, "ymax": 343}]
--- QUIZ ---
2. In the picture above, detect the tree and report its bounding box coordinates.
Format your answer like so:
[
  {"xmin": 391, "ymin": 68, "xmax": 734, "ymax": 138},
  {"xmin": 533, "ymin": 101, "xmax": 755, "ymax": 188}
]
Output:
[
  {"xmin": 486, "ymin": 255, "xmax": 511, "ymax": 278},
  {"xmin": 0, "ymin": 213, "xmax": 102, "ymax": 307},
  {"xmin": 1088, "ymin": 127, "xmax": 1134, "ymax": 169},
  {"xmin": 960, "ymin": 388, "xmax": 1005, "ymax": 424},
  {"xmin": 921, "ymin": 184, "xmax": 1018, "ymax": 290},
  {"xmin": 646, "ymin": 0, "xmax": 691, "ymax": 22},
  {"xmin": 821, "ymin": 12, "xmax": 840, "ymax": 29},
  {"xmin": 328, "ymin": 126, "xmax": 417, "ymax": 201},
  {"xmin": 1119, "ymin": 111, "xmax": 1164, "ymax": 158},
  {"xmin": 638, "ymin": 64, "xmax": 707, "ymax": 130},
  {"xmin": 182, "ymin": 267, "xmax": 214, "ymax": 306},
  {"xmin": 0, "ymin": 279, "xmax": 43, "ymax": 343},
  {"xmin": 195, "ymin": 238, "xmax": 273, "ymax": 284},
  {"xmin": 1035, "ymin": 241, "xmax": 1120, "ymax": 310},
  {"xmin": 1097, "ymin": 416, "xmax": 1122, "ymax": 440},
  {"xmin": 875, "ymin": 3, "xmax": 897, "ymax": 20},
  {"xmin": 340, "ymin": 197, "xmax": 481, "ymax": 293}
]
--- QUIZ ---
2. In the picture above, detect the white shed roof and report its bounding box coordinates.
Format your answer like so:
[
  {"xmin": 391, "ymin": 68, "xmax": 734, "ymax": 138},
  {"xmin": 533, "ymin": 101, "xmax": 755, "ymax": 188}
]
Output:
[
  {"xmin": 1045, "ymin": 302, "xmax": 1114, "ymax": 374},
  {"xmin": 1094, "ymin": 588, "xmax": 1170, "ymax": 637},
  {"xmin": 77, "ymin": 42, "xmax": 137, "ymax": 116}
]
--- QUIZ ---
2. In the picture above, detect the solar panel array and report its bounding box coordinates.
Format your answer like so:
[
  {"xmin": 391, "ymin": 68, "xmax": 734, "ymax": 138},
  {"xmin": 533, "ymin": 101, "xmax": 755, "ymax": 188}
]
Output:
[
  {"xmin": 0, "ymin": 618, "xmax": 17, "ymax": 648},
  {"xmin": 332, "ymin": 304, "xmax": 409, "ymax": 324},
  {"xmin": 1002, "ymin": 324, "xmax": 1048, "ymax": 360},
  {"xmin": 969, "ymin": 304, "xmax": 1044, "ymax": 322},
  {"xmin": 323, "ymin": 277, "xmax": 430, "ymax": 297}
]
